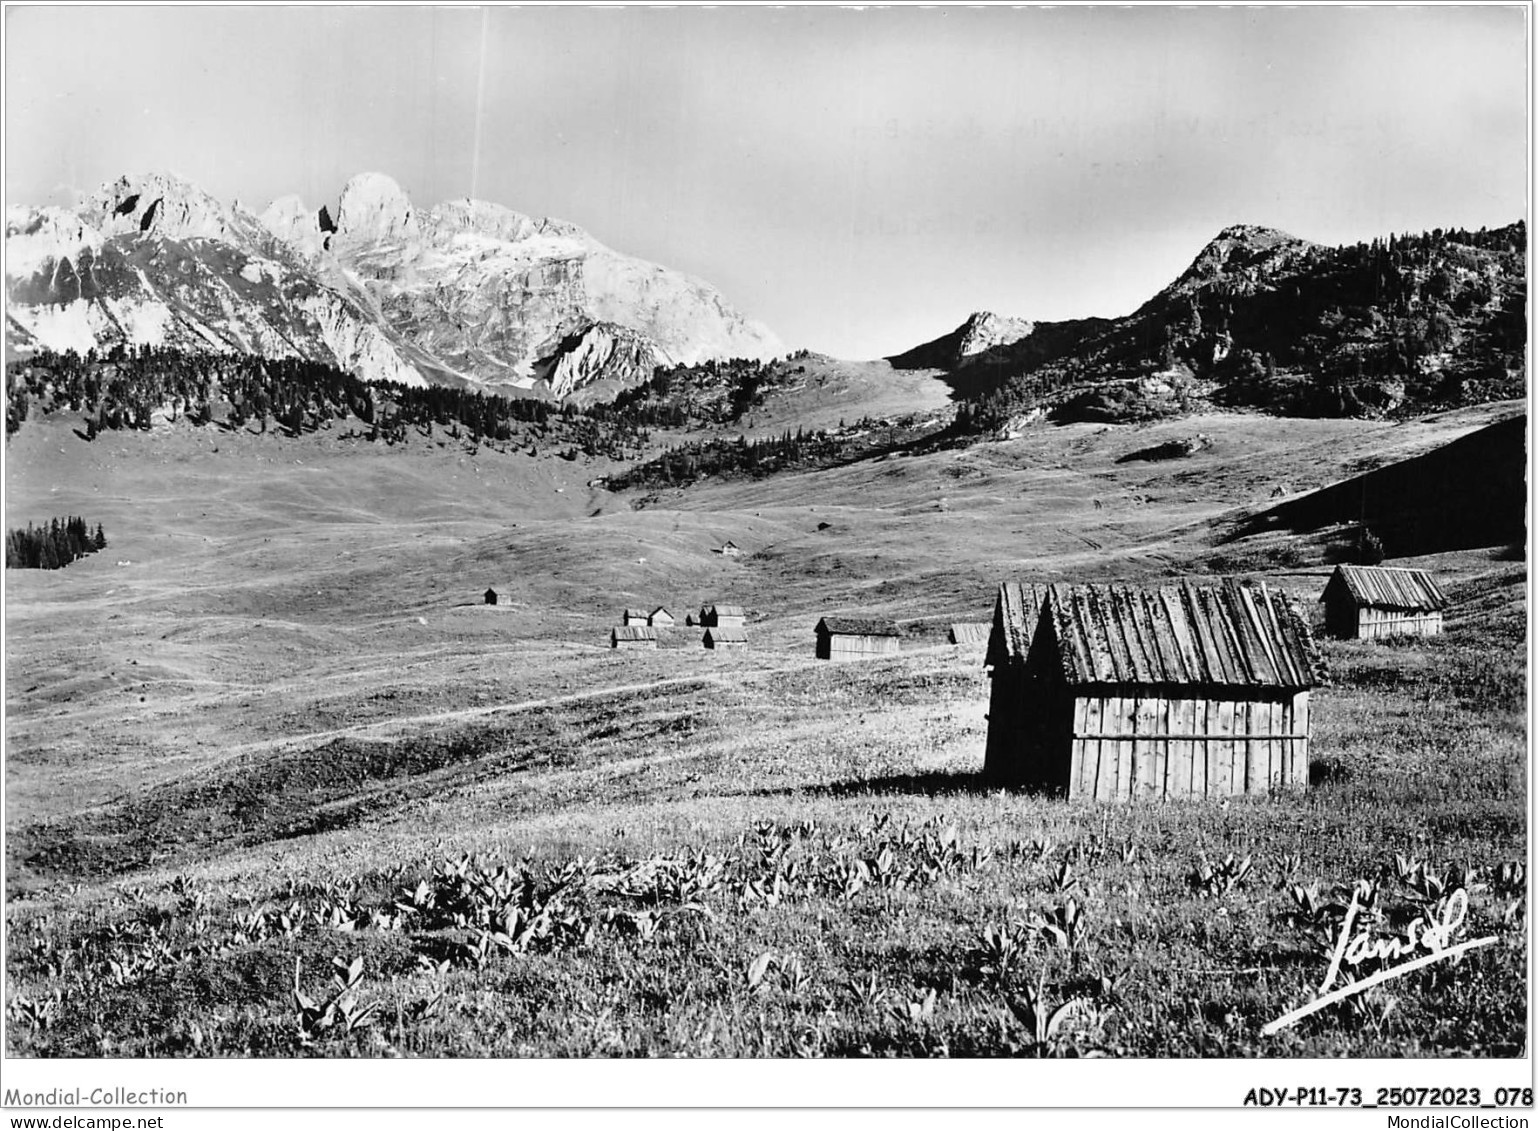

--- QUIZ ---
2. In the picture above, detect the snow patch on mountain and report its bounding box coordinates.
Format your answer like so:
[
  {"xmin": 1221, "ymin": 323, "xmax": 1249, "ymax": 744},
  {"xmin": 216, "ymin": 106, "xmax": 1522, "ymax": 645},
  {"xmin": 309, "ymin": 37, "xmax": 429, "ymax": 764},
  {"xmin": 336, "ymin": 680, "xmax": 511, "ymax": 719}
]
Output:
[
  {"xmin": 9, "ymin": 298, "xmax": 111, "ymax": 355},
  {"xmin": 103, "ymin": 296, "xmax": 174, "ymax": 346}
]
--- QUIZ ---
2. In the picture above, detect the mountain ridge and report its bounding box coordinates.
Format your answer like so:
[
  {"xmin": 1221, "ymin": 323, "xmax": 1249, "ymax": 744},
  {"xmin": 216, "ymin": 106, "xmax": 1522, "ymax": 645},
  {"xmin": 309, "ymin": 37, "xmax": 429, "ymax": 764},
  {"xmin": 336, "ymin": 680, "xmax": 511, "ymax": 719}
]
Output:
[
  {"xmin": 897, "ymin": 220, "xmax": 1525, "ymax": 430},
  {"xmin": 5, "ymin": 171, "xmax": 784, "ymax": 398}
]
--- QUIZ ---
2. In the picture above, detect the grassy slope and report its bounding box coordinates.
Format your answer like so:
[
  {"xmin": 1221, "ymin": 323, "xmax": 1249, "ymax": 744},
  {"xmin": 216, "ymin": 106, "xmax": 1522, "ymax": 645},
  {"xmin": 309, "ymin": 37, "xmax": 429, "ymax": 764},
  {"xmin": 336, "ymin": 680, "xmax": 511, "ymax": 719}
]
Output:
[{"xmin": 2, "ymin": 391, "xmax": 1526, "ymax": 1057}]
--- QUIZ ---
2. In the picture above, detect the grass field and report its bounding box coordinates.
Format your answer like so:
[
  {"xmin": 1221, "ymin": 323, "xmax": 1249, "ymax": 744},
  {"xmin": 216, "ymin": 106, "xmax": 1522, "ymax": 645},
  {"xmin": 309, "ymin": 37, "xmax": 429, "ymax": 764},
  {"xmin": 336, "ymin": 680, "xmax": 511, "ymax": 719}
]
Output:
[{"xmin": 2, "ymin": 380, "xmax": 1527, "ymax": 1057}]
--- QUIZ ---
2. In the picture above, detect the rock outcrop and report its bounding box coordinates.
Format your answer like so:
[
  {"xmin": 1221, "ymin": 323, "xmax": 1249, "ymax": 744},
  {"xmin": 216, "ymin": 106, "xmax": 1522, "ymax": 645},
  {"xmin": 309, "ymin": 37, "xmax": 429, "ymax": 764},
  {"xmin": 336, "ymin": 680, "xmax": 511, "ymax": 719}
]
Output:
[
  {"xmin": 887, "ymin": 311, "xmax": 1036, "ymax": 371},
  {"xmin": 533, "ymin": 321, "xmax": 668, "ymax": 398}
]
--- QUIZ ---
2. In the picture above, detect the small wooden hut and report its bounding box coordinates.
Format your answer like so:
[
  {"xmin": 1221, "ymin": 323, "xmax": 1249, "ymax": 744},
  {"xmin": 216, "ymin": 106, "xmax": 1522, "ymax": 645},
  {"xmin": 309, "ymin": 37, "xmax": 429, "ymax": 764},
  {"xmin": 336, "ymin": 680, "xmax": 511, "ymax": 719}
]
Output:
[
  {"xmin": 1320, "ymin": 564, "xmax": 1448, "ymax": 640},
  {"xmin": 815, "ymin": 616, "xmax": 901, "ymax": 660},
  {"xmin": 983, "ymin": 580, "xmax": 1321, "ymax": 800},
  {"xmin": 701, "ymin": 604, "xmax": 746, "ymax": 628},
  {"xmin": 610, "ymin": 625, "xmax": 658, "ymax": 650},
  {"xmin": 703, "ymin": 626, "xmax": 748, "ymax": 649},
  {"xmin": 718, "ymin": 540, "xmax": 742, "ymax": 557},
  {"xmin": 649, "ymin": 606, "xmax": 676, "ymax": 628},
  {"xmin": 949, "ymin": 622, "xmax": 989, "ymax": 647},
  {"xmin": 622, "ymin": 608, "xmax": 650, "ymax": 627},
  {"xmin": 484, "ymin": 587, "xmax": 501, "ymax": 606}
]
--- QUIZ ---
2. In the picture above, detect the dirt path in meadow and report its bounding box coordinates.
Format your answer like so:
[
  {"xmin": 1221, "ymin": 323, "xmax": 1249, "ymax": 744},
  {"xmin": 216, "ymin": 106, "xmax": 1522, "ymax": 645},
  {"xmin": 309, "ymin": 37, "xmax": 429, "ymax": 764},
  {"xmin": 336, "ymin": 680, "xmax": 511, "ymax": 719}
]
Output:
[{"xmin": 209, "ymin": 656, "xmax": 830, "ymax": 763}]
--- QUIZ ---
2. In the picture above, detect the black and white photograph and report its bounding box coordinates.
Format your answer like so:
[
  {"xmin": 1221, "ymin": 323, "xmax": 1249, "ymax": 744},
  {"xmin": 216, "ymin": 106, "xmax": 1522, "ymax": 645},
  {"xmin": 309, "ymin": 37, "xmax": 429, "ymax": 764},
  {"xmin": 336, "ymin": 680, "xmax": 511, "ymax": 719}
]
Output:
[{"xmin": 1, "ymin": 1, "xmax": 1530, "ymax": 1122}]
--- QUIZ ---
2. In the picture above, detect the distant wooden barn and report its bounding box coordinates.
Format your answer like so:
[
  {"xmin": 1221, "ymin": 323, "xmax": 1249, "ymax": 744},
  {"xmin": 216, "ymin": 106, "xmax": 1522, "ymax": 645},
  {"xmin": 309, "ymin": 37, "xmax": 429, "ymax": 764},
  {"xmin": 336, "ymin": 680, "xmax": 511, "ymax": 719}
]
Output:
[
  {"xmin": 984, "ymin": 580, "xmax": 1322, "ymax": 800},
  {"xmin": 1321, "ymin": 564, "xmax": 1448, "ymax": 640},
  {"xmin": 622, "ymin": 608, "xmax": 650, "ymax": 626},
  {"xmin": 701, "ymin": 604, "xmax": 746, "ymax": 628},
  {"xmin": 484, "ymin": 587, "xmax": 501, "ymax": 606},
  {"xmin": 611, "ymin": 625, "xmax": 658, "ymax": 650},
  {"xmin": 815, "ymin": 616, "xmax": 902, "ymax": 660},
  {"xmin": 949, "ymin": 622, "xmax": 989, "ymax": 647},
  {"xmin": 649, "ymin": 606, "xmax": 676, "ymax": 628},
  {"xmin": 703, "ymin": 626, "xmax": 748, "ymax": 649},
  {"xmin": 718, "ymin": 540, "xmax": 742, "ymax": 557}
]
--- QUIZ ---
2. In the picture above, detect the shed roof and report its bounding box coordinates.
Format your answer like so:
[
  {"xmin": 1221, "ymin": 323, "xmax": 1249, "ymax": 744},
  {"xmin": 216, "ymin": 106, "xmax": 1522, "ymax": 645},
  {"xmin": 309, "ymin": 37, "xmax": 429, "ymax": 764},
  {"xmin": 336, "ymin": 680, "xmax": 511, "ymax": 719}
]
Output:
[
  {"xmin": 1039, "ymin": 580, "xmax": 1320, "ymax": 689},
  {"xmin": 611, "ymin": 625, "xmax": 658, "ymax": 642},
  {"xmin": 949, "ymin": 622, "xmax": 989, "ymax": 645},
  {"xmin": 1324, "ymin": 565, "xmax": 1448, "ymax": 611},
  {"xmin": 650, "ymin": 606, "xmax": 674, "ymax": 618},
  {"xmin": 986, "ymin": 582, "xmax": 1050, "ymax": 668},
  {"xmin": 705, "ymin": 604, "xmax": 746, "ymax": 617},
  {"xmin": 705, "ymin": 626, "xmax": 749, "ymax": 643},
  {"xmin": 817, "ymin": 615, "xmax": 901, "ymax": 637},
  {"xmin": 623, "ymin": 607, "xmax": 648, "ymax": 619}
]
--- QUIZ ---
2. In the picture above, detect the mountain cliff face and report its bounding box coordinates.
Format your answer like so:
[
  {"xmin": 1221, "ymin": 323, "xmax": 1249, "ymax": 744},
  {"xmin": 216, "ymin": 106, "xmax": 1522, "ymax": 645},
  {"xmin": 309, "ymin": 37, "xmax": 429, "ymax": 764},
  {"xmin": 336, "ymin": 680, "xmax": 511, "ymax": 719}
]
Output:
[
  {"xmin": 6, "ymin": 172, "xmax": 783, "ymax": 398},
  {"xmin": 906, "ymin": 221, "xmax": 1526, "ymax": 430}
]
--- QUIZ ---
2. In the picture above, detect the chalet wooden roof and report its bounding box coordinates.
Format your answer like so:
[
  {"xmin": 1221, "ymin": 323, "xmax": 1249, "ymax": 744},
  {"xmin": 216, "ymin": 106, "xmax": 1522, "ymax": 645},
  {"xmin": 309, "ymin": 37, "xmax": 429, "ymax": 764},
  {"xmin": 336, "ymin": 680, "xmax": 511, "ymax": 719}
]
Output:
[
  {"xmin": 705, "ymin": 604, "xmax": 746, "ymax": 617},
  {"xmin": 986, "ymin": 582, "xmax": 1050, "ymax": 668},
  {"xmin": 623, "ymin": 608, "xmax": 649, "ymax": 619},
  {"xmin": 611, "ymin": 625, "xmax": 657, "ymax": 642},
  {"xmin": 650, "ymin": 606, "xmax": 673, "ymax": 617},
  {"xmin": 1040, "ymin": 580, "xmax": 1321, "ymax": 689},
  {"xmin": 704, "ymin": 626, "xmax": 749, "ymax": 643},
  {"xmin": 1323, "ymin": 565, "xmax": 1448, "ymax": 611},
  {"xmin": 817, "ymin": 615, "xmax": 901, "ymax": 637}
]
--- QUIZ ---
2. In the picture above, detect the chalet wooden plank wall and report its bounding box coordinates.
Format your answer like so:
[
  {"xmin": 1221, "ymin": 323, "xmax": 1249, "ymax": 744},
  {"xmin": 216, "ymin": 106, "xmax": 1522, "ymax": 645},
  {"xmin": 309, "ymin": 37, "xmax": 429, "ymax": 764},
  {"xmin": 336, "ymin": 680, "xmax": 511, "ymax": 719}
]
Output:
[
  {"xmin": 949, "ymin": 622, "xmax": 989, "ymax": 647},
  {"xmin": 984, "ymin": 580, "xmax": 1323, "ymax": 800},
  {"xmin": 815, "ymin": 616, "xmax": 902, "ymax": 660}
]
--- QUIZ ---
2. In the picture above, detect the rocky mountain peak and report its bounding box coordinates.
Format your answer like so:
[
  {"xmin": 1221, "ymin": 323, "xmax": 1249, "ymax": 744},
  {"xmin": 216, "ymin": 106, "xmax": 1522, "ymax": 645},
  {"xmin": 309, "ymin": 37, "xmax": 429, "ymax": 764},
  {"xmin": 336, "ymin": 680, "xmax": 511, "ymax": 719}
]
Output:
[
  {"xmin": 332, "ymin": 172, "xmax": 418, "ymax": 244},
  {"xmin": 83, "ymin": 172, "xmax": 245, "ymax": 242},
  {"xmin": 259, "ymin": 193, "xmax": 326, "ymax": 257},
  {"xmin": 955, "ymin": 311, "xmax": 1036, "ymax": 359},
  {"xmin": 887, "ymin": 309, "xmax": 1036, "ymax": 371},
  {"xmin": 430, "ymin": 198, "xmax": 543, "ymax": 245},
  {"xmin": 1166, "ymin": 223, "xmax": 1316, "ymax": 297}
]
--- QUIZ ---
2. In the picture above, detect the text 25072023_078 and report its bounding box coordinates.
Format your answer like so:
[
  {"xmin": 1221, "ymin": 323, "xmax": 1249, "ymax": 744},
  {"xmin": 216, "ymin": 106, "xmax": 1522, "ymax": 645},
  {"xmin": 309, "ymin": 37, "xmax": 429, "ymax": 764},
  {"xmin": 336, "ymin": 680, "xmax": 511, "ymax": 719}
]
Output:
[{"xmin": 1241, "ymin": 1087, "xmax": 1534, "ymax": 1108}]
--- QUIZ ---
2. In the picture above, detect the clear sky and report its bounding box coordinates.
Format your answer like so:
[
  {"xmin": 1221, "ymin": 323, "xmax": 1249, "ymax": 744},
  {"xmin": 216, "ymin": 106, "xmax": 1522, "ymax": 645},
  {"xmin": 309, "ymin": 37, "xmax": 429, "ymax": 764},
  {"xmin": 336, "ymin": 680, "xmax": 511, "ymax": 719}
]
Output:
[{"xmin": 4, "ymin": 5, "xmax": 1529, "ymax": 359}]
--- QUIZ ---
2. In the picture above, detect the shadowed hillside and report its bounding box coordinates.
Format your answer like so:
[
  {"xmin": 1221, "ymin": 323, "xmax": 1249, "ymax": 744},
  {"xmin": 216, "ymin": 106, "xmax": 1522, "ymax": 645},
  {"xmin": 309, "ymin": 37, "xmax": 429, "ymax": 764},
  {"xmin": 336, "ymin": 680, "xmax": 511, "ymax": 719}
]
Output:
[{"xmin": 1225, "ymin": 412, "xmax": 1526, "ymax": 558}]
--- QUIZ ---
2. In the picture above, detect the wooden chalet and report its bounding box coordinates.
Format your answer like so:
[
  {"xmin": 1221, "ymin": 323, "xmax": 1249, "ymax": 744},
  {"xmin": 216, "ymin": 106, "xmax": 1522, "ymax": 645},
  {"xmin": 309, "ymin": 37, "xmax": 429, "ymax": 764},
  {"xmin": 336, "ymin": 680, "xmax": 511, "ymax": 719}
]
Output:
[
  {"xmin": 1321, "ymin": 565, "xmax": 1448, "ymax": 640},
  {"xmin": 718, "ymin": 540, "xmax": 742, "ymax": 557},
  {"xmin": 949, "ymin": 622, "xmax": 989, "ymax": 647},
  {"xmin": 700, "ymin": 604, "xmax": 746, "ymax": 628},
  {"xmin": 649, "ymin": 606, "xmax": 676, "ymax": 628},
  {"xmin": 703, "ymin": 626, "xmax": 748, "ymax": 649},
  {"xmin": 815, "ymin": 616, "xmax": 902, "ymax": 660},
  {"xmin": 484, "ymin": 587, "xmax": 501, "ymax": 606},
  {"xmin": 610, "ymin": 625, "xmax": 658, "ymax": 650},
  {"xmin": 622, "ymin": 608, "xmax": 650, "ymax": 626},
  {"xmin": 984, "ymin": 580, "xmax": 1322, "ymax": 800}
]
